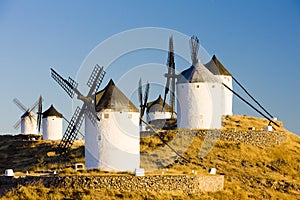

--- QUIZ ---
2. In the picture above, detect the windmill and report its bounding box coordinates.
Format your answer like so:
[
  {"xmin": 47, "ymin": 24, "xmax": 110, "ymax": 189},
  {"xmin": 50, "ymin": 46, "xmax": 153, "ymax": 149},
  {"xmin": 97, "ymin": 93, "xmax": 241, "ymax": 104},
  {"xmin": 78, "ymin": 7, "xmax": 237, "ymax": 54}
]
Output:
[
  {"xmin": 13, "ymin": 95, "xmax": 43, "ymax": 134},
  {"xmin": 50, "ymin": 64, "xmax": 106, "ymax": 156},
  {"xmin": 162, "ymin": 36, "xmax": 176, "ymax": 120},
  {"xmin": 138, "ymin": 78, "xmax": 150, "ymax": 126}
]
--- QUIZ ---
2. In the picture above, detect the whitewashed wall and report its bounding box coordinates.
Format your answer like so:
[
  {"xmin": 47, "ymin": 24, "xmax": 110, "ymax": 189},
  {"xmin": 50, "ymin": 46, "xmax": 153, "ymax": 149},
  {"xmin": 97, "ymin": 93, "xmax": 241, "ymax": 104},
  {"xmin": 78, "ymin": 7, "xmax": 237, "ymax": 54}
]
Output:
[
  {"xmin": 42, "ymin": 116, "xmax": 62, "ymax": 140},
  {"xmin": 219, "ymin": 75, "xmax": 233, "ymax": 116},
  {"xmin": 147, "ymin": 112, "xmax": 172, "ymax": 122},
  {"xmin": 176, "ymin": 82, "xmax": 222, "ymax": 129},
  {"xmin": 21, "ymin": 114, "xmax": 37, "ymax": 134},
  {"xmin": 85, "ymin": 111, "xmax": 140, "ymax": 171}
]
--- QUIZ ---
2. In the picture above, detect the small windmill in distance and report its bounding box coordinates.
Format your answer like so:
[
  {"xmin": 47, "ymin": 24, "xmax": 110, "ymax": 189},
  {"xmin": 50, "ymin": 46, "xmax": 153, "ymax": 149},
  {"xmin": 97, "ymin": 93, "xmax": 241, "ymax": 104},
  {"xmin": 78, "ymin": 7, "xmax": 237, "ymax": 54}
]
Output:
[
  {"xmin": 50, "ymin": 64, "xmax": 106, "ymax": 157},
  {"xmin": 138, "ymin": 78, "xmax": 149, "ymax": 128},
  {"xmin": 13, "ymin": 96, "xmax": 43, "ymax": 134}
]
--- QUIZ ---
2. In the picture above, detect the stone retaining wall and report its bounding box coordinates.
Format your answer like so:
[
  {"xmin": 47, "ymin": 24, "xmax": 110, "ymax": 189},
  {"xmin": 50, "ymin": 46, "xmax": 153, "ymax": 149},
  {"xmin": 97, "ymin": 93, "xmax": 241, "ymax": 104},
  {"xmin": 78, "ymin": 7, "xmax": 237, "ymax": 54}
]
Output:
[
  {"xmin": 0, "ymin": 175, "xmax": 224, "ymax": 194},
  {"xmin": 195, "ymin": 130, "xmax": 287, "ymax": 147},
  {"xmin": 142, "ymin": 130, "xmax": 287, "ymax": 148}
]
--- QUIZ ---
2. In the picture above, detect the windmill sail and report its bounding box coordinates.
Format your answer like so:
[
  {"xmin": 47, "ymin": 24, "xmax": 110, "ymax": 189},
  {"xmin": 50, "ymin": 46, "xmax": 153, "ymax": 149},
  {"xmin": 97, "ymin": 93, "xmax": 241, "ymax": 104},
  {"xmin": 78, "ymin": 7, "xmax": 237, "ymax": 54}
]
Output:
[
  {"xmin": 37, "ymin": 96, "xmax": 43, "ymax": 133},
  {"xmin": 138, "ymin": 78, "xmax": 150, "ymax": 126},
  {"xmin": 13, "ymin": 98, "xmax": 27, "ymax": 112},
  {"xmin": 57, "ymin": 106, "xmax": 84, "ymax": 156},
  {"xmin": 87, "ymin": 64, "xmax": 106, "ymax": 96},
  {"xmin": 190, "ymin": 35, "xmax": 199, "ymax": 66},
  {"xmin": 163, "ymin": 36, "xmax": 176, "ymax": 119},
  {"xmin": 51, "ymin": 68, "xmax": 79, "ymax": 98},
  {"xmin": 51, "ymin": 65, "xmax": 106, "ymax": 157}
]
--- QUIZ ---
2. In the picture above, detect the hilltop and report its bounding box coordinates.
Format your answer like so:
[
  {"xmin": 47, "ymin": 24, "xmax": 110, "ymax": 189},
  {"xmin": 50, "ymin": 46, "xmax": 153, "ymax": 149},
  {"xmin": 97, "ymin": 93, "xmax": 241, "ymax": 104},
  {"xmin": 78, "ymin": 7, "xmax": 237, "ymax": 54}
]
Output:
[{"xmin": 0, "ymin": 115, "xmax": 299, "ymax": 199}]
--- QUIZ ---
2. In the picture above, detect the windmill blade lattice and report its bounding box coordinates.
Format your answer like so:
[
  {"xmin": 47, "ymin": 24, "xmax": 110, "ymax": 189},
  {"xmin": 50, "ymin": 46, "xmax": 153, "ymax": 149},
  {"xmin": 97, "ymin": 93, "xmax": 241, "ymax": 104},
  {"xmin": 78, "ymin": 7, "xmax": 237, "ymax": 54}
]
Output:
[
  {"xmin": 142, "ymin": 82, "xmax": 149, "ymax": 116},
  {"xmin": 84, "ymin": 105, "xmax": 99, "ymax": 127},
  {"xmin": 51, "ymin": 65, "xmax": 106, "ymax": 157},
  {"xmin": 162, "ymin": 36, "xmax": 176, "ymax": 118},
  {"xmin": 13, "ymin": 119, "xmax": 22, "ymax": 129},
  {"xmin": 87, "ymin": 64, "xmax": 106, "ymax": 96},
  {"xmin": 37, "ymin": 96, "xmax": 43, "ymax": 133},
  {"xmin": 51, "ymin": 68, "xmax": 79, "ymax": 98},
  {"xmin": 13, "ymin": 98, "xmax": 27, "ymax": 112},
  {"xmin": 28, "ymin": 98, "xmax": 41, "ymax": 113},
  {"xmin": 138, "ymin": 78, "xmax": 150, "ymax": 126},
  {"xmin": 190, "ymin": 35, "xmax": 199, "ymax": 65},
  {"xmin": 57, "ymin": 106, "xmax": 85, "ymax": 156}
]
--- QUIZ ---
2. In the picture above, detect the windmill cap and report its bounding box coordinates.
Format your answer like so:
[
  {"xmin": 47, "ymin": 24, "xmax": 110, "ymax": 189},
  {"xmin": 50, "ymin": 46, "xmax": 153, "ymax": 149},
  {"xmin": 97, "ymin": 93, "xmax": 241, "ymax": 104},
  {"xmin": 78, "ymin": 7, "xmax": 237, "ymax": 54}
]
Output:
[
  {"xmin": 177, "ymin": 55, "xmax": 231, "ymax": 83},
  {"xmin": 21, "ymin": 110, "xmax": 35, "ymax": 118},
  {"xmin": 95, "ymin": 79, "xmax": 139, "ymax": 112},
  {"xmin": 204, "ymin": 55, "xmax": 231, "ymax": 76},
  {"xmin": 146, "ymin": 95, "xmax": 172, "ymax": 113},
  {"xmin": 42, "ymin": 105, "xmax": 63, "ymax": 118}
]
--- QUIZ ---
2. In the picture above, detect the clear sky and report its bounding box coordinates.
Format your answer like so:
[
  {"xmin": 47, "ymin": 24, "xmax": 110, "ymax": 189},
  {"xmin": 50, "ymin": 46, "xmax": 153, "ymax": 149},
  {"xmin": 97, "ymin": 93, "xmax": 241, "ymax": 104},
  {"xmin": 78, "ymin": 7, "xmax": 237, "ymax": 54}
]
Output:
[{"xmin": 0, "ymin": 0, "xmax": 299, "ymax": 135}]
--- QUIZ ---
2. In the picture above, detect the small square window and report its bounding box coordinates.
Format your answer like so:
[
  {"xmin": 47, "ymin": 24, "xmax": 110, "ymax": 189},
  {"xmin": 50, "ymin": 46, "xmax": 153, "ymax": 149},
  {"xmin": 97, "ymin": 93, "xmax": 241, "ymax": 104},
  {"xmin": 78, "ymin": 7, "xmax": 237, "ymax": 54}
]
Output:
[
  {"xmin": 98, "ymin": 134, "xmax": 101, "ymax": 140},
  {"xmin": 104, "ymin": 113, "xmax": 109, "ymax": 119},
  {"xmin": 212, "ymin": 85, "xmax": 215, "ymax": 88},
  {"xmin": 196, "ymin": 85, "xmax": 199, "ymax": 88}
]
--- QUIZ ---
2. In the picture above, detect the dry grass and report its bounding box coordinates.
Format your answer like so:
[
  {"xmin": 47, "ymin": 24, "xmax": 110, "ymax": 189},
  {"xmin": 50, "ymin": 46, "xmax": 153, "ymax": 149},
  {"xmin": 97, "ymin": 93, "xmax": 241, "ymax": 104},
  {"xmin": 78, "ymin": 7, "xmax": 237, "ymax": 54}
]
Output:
[
  {"xmin": 1, "ymin": 185, "xmax": 214, "ymax": 200},
  {"xmin": 222, "ymin": 115, "xmax": 285, "ymax": 132},
  {"xmin": 0, "ymin": 134, "xmax": 84, "ymax": 172}
]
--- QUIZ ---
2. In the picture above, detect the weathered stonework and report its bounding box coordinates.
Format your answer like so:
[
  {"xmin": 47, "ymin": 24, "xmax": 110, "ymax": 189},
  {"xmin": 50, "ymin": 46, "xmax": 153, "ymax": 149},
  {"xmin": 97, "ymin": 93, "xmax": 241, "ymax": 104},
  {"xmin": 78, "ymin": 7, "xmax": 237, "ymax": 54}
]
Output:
[{"xmin": 0, "ymin": 175, "xmax": 224, "ymax": 194}]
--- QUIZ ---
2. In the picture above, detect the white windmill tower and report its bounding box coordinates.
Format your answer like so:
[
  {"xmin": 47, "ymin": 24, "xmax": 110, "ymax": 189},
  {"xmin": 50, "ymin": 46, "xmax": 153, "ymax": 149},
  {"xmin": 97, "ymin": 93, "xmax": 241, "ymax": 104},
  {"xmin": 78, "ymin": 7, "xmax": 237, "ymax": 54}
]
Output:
[
  {"xmin": 20, "ymin": 112, "xmax": 37, "ymax": 134},
  {"xmin": 13, "ymin": 96, "xmax": 43, "ymax": 134},
  {"xmin": 204, "ymin": 55, "xmax": 233, "ymax": 116},
  {"xmin": 42, "ymin": 105, "xmax": 63, "ymax": 140},
  {"xmin": 146, "ymin": 95, "xmax": 172, "ymax": 122},
  {"xmin": 176, "ymin": 36, "xmax": 225, "ymax": 129},
  {"xmin": 51, "ymin": 66, "xmax": 140, "ymax": 172},
  {"xmin": 176, "ymin": 36, "xmax": 281, "ymax": 131},
  {"xmin": 86, "ymin": 79, "xmax": 140, "ymax": 171}
]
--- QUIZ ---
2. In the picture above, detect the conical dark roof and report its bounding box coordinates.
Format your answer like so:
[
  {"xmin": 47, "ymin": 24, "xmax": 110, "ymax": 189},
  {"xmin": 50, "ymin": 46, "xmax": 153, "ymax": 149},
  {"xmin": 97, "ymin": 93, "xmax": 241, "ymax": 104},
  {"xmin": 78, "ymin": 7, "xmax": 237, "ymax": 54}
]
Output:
[
  {"xmin": 95, "ymin": 79, "xmax": 139, "ymax": 112},
  {"xmin": 204, "ymin": 55, "xmax": 231, "ymax": 76},
  {"xmin": 177, "ymin": 55, "xmax": 231, "ymax": 83},
  {"xmin": 177, "ymin": 65, "xmax": 206, "ymax": 83},
  {"xmin": 42, "ymin": 105, "xmax": 63, "ymax": 118},
  {"xmin": 21, "ymin": 110, "xmax": 35, "ymax": 118},
  {"xmin": 146, "ymin": 95, "xmax": 172, "ymax": 113}
]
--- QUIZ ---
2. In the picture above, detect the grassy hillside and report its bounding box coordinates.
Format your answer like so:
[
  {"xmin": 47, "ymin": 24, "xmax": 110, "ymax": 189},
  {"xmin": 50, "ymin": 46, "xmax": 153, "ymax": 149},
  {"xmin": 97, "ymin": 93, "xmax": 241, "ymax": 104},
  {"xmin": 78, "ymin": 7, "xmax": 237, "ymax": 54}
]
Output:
[
  {"xmin": 0, "ymin": 115, "xmax": 300, "ymax": 199},
  {"xmin": 0, "ymin": 135, "xmax": 84, "ymax": 172}
]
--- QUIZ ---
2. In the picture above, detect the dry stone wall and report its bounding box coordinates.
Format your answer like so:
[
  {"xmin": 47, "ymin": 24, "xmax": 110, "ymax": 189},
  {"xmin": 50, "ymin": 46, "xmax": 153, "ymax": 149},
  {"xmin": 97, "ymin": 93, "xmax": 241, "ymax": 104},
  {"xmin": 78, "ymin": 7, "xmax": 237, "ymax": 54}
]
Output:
[
  {"xmin": 194, "ymin": 130, "xmax": 287, "ymax": 147},
  {"xmin": 0, "ymin": 175, "xmax": 224, "ymax": 194},
  {"xmin": 141, "ymin": 129, "xmax": 287, "ymax": 147}
]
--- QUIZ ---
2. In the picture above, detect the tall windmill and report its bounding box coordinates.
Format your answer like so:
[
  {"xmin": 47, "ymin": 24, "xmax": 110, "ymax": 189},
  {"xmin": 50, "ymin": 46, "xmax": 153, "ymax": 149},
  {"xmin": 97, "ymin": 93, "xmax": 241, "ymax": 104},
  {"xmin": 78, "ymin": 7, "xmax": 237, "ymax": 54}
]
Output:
[
  {"xmin": 138, "ymin": 78, "xmax": 150, "ymax": 126},
  {"xmin": 162, "ymin": 36, "xmax": 176, "ymax": 119},
  {"xmin": 51, "ymin": 64, "xmax": 106, "ymax": 156},
  {"xmin": 13, "ymin": 95, "xmax": 43, "ymax": 134}
]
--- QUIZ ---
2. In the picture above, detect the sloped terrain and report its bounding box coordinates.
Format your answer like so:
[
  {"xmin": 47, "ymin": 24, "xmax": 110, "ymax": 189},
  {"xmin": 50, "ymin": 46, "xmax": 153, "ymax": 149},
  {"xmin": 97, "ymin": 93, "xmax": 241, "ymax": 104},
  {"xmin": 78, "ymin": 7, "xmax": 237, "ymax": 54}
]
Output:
[
  {"xmin": 0, "ymin": 134, "xmax": 84, "ymax": 172},
  {"xmin": 0, "ymin": 115, "xmax": 300, "ymax": 199}
]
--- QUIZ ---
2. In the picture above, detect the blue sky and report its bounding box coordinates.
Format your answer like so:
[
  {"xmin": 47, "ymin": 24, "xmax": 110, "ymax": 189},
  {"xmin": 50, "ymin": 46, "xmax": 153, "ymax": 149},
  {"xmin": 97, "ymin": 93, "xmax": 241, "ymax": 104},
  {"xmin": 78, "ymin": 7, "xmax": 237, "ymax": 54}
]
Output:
[{"xmin": 0, "ymin": 0, "xmax": 299, "ymax": 134}]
